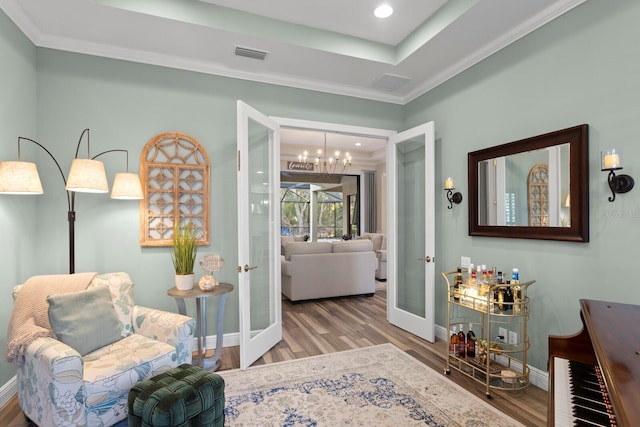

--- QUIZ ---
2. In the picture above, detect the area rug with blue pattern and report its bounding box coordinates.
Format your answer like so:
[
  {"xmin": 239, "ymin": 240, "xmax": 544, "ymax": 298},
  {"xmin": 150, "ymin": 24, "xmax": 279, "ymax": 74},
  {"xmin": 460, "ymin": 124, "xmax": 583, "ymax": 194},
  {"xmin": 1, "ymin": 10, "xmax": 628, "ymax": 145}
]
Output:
[{"xmin": 217, "ymin": 343, "xmax": 523, "ymax": 426}]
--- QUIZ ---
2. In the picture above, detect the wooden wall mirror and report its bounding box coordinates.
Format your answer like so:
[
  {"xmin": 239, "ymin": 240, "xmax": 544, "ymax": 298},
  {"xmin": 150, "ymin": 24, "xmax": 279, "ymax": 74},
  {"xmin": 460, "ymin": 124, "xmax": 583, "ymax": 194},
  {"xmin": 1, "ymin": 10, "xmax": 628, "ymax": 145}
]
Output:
[{"xmin": 468, "ymin": 124, "xmax": 589, "ymax": 242}]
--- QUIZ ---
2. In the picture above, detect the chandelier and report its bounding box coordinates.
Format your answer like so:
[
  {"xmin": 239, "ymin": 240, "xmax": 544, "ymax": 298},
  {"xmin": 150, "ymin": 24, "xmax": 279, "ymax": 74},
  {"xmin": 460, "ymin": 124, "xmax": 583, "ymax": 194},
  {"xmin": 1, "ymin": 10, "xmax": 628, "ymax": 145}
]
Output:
[{"xmin": 298, "ymin": 133, "xmax": 351, "ymax": 175}]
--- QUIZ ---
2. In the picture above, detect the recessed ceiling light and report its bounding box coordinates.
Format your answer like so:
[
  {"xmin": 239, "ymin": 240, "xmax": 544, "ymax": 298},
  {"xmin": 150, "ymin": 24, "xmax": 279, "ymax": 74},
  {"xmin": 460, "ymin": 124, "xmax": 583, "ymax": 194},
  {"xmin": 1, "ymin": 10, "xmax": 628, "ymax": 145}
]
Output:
[
  {"xmin": 374, "ymin": 4, "xmax": 393, "ymax": 19},
  {"xmin": 355, "ymin": 142, "xmax": 362, "ymax": 147}
]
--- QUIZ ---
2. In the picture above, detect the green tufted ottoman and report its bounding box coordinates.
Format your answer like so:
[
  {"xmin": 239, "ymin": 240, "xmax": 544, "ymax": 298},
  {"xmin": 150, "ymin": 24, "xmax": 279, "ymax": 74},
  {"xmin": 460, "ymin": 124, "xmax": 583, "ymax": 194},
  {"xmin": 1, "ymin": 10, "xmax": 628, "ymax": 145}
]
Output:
[{"xmin": 128, "ymin": 364, "xmax": 225, "ymax": 427}]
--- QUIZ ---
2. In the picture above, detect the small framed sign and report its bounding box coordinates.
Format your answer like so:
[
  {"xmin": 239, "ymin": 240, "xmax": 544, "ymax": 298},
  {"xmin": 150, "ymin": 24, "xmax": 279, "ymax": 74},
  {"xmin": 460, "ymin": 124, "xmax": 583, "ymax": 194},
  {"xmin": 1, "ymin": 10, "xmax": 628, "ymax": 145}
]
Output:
[{"xmin": 287, "ymin": 161, "xmax": 314, "ymax": 171}]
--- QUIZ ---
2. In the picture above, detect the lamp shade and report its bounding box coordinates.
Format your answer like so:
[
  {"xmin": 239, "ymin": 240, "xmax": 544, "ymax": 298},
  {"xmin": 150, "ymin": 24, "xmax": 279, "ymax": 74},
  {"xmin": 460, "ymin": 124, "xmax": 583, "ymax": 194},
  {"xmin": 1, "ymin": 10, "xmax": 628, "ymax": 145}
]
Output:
[
  {"xmin": 111, "ymin": 172, "xmax": 143, "ymax": 199},
  {"xmin": 65, "ymin": 158, "xmax": 108, "ymax": 193},
  {"xmin": 0, "ymin": 161, "xmax": 44, "ymax": 194}
]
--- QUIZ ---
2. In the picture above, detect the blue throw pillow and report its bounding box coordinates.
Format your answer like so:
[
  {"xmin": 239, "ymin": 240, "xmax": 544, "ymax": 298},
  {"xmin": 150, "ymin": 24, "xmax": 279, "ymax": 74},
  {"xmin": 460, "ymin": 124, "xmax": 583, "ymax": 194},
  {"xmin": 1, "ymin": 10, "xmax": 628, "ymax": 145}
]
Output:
[{"xmin": 47, "ymin": 285, "xmax": 121, "ymax": 356}]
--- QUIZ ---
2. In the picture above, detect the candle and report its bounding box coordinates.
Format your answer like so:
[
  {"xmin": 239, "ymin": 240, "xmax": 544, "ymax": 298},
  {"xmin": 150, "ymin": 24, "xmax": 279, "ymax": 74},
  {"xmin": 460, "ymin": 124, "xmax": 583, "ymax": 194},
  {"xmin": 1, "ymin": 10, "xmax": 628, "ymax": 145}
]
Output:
[
  {"xmin": 444, "ymin": 177, "xmax": 454, "ymax": 190},
  {"xmin": 603, "ymin": 153, "xmax": 620, "ymax": 169}
]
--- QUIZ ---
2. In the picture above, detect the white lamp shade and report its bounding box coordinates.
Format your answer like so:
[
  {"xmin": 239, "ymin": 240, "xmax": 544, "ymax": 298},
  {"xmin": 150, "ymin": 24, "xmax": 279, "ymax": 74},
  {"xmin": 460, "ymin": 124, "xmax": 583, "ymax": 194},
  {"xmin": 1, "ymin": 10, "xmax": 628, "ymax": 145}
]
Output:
[
  {"xmin": 0, "ymin": 161, "xmax": 44, "ymax": 194},
  {"xmin": 65, "ymin": 158, "xmax": 109, "ymax": 193},
  {"xmin": 111, "ymin": 172, "xmax": 143, "ymax": 199}
]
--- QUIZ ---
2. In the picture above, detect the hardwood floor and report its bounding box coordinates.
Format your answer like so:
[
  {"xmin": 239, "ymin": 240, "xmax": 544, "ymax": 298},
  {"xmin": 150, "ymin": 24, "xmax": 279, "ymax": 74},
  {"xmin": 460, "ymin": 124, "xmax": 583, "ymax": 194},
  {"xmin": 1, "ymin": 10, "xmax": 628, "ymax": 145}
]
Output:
[{"xmin": 1, "ymin": 282, "xmax": 547, "ymax": 426}]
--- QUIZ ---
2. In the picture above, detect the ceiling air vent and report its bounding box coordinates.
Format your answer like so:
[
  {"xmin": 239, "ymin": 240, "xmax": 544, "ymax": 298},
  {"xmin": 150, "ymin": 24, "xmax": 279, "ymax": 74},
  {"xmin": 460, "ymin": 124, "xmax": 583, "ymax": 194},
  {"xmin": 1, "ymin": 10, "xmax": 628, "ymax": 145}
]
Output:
[
  {"xmin": 373, "ymin": 73, "xmax": 412, "ymax": 91},
  {"xmin": 235, "ymin": 46, "xmax": 269, "ymax": 61}
]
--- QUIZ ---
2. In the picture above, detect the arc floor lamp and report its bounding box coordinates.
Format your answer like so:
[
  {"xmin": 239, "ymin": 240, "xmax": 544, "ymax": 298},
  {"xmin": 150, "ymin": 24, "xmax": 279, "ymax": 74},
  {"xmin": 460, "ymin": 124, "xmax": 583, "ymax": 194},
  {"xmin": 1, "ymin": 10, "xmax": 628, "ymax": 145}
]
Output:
[{"xmin": 0, "ymin": 129, "xmax": 143, "ymax": 273}]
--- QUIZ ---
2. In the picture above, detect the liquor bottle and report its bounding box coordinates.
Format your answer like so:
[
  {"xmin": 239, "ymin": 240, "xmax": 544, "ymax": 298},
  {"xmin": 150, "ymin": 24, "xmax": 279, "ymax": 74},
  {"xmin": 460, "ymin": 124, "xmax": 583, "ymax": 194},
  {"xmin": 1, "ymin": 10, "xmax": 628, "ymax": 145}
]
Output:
[
  {"xmin": 497, "ymin": 286, "xmax": 505, "ymax": 311},
  {"xmin": 450, "ymin": 326, "xmax": 459, "ymax": 356},
  {"xmin": 466, "ymin": 323, "xmax": 476, "ymax": 358},
  {"xmin": 453, "ymin": 267, "xmax": 462, "ymax": 301},
  {"xmin": 494, "ymin": 271, "xmax": 504, "ymax": 311},
  {"xmin": 457, "ymin": 325, "xmax": 466, "ymax": 358},
  {"xmin": 512, "ymin": 268, "xmax": 521, "ymax": 314},
  {"xmin": 488, "ymin": 268, "xmax": 495, "ymax": 286},
  {"xmin": 467, "ymin": 264, "xmax": 476, "ymax": 286},
  {"xmin": 513, "ymin": 285, "xmax": 521, "ymax": 314},
  {"xmin": 479, "ymin": 264, "xmax": 489, "ymax": 296},
  {"xmin": 504, "ymin": 283, "xmax": 514, "ymax": 312}
]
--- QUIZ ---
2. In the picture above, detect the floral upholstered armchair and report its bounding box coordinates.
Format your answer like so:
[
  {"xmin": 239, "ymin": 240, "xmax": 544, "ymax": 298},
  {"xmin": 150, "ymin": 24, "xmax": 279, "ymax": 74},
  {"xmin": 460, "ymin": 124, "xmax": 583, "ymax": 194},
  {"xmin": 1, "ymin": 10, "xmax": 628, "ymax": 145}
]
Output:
[{"xmin": 9, "ymin": 272, "xmax": 195, "ymax": 427}]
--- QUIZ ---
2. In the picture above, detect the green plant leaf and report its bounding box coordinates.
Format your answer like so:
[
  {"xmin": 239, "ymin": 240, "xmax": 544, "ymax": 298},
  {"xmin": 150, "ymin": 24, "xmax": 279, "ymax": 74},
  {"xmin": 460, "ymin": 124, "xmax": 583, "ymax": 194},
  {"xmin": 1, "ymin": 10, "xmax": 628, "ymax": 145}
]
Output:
[{"xmin": 171, "ymin": 221, "xmax": 200, "ymax": 274}]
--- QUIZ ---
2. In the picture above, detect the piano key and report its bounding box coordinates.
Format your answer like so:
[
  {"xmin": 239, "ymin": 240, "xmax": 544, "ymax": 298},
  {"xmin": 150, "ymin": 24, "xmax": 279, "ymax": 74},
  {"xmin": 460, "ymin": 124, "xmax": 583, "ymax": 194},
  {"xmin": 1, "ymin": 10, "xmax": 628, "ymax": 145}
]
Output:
[
  {"xmin": 553, "ymin": 357, "xmax": 615, "ymax": 427},
  {"xmin": 572, "ymin": 405, "xmax": 612, "ymax": 426}
]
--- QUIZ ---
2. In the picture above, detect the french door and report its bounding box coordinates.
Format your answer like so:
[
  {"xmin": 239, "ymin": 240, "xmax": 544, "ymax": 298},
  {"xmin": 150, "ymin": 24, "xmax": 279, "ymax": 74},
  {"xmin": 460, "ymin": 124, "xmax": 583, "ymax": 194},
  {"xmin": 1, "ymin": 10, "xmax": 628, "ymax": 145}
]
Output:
[
  {"xmin": 387, "ymin": 122, "xmax": 436, "ymax": 342},
  {"xmin": 236, "ymin": 101, "xmax": 282, "ymax": 370}
]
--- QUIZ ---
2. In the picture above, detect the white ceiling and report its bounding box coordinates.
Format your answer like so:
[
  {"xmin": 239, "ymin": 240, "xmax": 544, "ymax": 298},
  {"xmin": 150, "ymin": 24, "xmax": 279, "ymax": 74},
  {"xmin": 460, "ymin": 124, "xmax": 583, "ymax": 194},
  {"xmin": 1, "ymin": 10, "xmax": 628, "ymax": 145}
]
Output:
[
  {"xmin": 0, "ymin": 0, "xmax": 587, "ymax": 160},
  {"xmin": 280, "ymin": 128, "xmax": 388, "ymax": 164},
  {"xmin": 0, "ymin": 0, "xmax": 587, "ymax": 106}
]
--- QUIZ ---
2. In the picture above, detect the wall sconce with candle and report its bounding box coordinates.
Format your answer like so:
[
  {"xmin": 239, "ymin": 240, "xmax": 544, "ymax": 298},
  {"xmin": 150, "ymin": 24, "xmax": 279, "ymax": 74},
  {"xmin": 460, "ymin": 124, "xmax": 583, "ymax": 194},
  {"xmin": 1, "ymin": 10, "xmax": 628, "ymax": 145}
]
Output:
[
  {"xmin": 601, "ymin": 149, "xmax": 634, "ymax": 202},
  {"xmin": 444, "ymin": 177, "xmax": 463, "ymax": 209}
]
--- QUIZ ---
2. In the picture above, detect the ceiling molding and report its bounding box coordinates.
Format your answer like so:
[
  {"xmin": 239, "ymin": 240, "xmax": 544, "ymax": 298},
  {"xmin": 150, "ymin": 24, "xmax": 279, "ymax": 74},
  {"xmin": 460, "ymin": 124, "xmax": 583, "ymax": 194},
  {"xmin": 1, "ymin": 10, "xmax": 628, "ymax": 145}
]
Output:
[
  {"xmin": 402, "ymin": 0, "xmax": 588, "ymax": 104},
  {"xmin": 0, "ymin": 0, "xmax": 588, "ymax": 106}
]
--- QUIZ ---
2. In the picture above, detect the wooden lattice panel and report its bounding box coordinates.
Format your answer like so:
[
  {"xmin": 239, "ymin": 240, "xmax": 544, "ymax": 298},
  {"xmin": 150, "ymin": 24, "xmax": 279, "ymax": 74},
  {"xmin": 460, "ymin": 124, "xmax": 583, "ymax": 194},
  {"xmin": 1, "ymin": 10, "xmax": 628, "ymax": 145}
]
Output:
[
  {"xmin": 139, "ymin": 132, "xmax": 210, "ymax": 246},
  {"xmin": 528, "ymin": 163, "xmax": 549, "ymax": 227}
]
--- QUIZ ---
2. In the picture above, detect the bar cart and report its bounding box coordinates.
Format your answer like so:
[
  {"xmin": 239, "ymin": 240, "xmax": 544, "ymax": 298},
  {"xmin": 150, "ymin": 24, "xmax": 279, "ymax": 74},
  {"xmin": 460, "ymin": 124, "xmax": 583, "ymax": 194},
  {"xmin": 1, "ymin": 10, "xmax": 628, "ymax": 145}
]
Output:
[{"xmin": 442, "ymin": 270, "xmax": 535, "ymax": 398}]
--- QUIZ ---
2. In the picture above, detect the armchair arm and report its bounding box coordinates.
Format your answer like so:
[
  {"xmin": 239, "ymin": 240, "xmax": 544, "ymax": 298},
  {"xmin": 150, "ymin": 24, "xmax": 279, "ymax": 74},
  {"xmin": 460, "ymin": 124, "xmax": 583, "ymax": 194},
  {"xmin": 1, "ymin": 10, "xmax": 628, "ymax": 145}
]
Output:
[
  {"xmin": 133, "ymin": 306, "xmax": 195, "ymax": 364},
  {"xmin": 18, "ymin": 337, "xmax": 87, "ymax": 427}
]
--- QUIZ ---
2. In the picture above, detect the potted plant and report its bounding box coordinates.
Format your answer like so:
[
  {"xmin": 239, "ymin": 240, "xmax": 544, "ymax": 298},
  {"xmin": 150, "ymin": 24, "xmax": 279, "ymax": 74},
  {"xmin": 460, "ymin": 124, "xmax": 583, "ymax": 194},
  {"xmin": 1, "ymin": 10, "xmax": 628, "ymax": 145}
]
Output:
[{"xmin": 171, "ymin": 221, "xmax": 199, "ymax": 290}]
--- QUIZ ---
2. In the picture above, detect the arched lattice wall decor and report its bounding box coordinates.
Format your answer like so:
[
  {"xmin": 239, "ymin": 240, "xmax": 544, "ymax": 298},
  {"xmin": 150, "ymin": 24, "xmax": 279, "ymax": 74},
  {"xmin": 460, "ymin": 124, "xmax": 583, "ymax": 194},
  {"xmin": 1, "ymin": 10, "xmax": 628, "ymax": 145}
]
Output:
[
  {"xmin": 528, "ymin": 163, "xmax": 549, "ymax": 227},
  {"xmin": 139, "ymin": 132, "xmax": 210, "ymax": 246}
]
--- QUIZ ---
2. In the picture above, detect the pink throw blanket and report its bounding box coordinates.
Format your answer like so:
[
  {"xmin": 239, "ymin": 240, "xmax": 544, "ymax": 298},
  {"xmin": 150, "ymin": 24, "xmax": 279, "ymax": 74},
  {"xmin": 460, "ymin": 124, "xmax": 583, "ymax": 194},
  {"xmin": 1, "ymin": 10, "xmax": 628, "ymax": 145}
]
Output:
[{"xmin": 4, "ymin": 272, "xmax": 97, "ymax": 367}]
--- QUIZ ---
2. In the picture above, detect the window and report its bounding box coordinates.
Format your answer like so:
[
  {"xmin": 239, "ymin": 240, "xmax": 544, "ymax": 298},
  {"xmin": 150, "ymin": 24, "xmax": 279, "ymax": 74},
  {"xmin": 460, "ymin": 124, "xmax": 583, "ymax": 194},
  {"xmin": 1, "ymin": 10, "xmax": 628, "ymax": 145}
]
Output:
[
  {"xmin": 316, "ymin": 191, "xmax": 343, "ymax": 239},
  {"xmin": 139, "ymin": 132, "xmax": 210, "ymax": 246},
  {"xmin": 280, "ymin": 187, "xmax": 310, "ymax": 237},
  {"xmin": 280, "ymin": 184, "xmax": 345, "ymax": 239}
]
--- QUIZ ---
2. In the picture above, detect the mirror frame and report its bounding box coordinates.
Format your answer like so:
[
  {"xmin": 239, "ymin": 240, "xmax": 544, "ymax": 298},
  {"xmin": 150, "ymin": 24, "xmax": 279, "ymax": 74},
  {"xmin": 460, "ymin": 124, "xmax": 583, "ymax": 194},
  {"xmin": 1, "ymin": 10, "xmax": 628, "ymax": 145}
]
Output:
[{"xmin": 468, "ymin": 124, "xmax": 589, "ymax": 242}]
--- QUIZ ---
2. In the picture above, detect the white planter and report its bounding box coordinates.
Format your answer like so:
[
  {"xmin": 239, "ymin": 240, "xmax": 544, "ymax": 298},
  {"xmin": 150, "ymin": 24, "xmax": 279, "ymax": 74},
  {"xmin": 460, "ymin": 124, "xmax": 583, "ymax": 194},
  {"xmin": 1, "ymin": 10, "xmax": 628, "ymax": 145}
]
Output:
[{"xmin": 175, "ymin": 274, "xmax": 195, "ymax": 290}]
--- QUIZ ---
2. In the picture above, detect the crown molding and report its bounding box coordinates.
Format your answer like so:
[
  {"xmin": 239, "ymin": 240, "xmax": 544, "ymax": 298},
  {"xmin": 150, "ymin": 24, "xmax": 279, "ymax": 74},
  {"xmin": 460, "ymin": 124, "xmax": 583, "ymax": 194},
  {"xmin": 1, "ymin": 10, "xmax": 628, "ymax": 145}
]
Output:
[
  {"xmin": 403, "ymin": 0, "xmax": 588, "ymax": 104},
  {"xmin": 1, "ymin": 0, "xmax": 587, "ymax": 106}
]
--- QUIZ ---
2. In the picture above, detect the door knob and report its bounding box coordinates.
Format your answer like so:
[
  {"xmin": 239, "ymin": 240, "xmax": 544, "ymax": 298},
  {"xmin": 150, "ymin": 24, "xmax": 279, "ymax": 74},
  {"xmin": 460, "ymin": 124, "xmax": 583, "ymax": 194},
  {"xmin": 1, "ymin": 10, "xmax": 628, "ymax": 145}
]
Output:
[
  {"xmin": 237, "ymin": 265, "xmax": 259, "ymax": 273},
  {"xmin": 416, "ymin": 256, "xmax": 433, "ymax": 263}
]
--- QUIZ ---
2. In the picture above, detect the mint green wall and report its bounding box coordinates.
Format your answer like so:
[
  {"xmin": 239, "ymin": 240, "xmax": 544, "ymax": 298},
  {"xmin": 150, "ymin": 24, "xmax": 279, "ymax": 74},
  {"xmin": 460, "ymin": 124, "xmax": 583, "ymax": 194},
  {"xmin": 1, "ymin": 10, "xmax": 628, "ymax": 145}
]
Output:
[
  {"xmin": 0, "ymin": 10, "xmax": 38, "ymax": 388},
  {"xmin": 0, "ymin": 45, "xmax": 401, "ymax": 389},
  {"xmin": 406, "ymin": 0, "xmax": 640, "ymax": 370},
  {"xmin": 3, "ymin": 0, "xmax": 639, "ymax": 391}
]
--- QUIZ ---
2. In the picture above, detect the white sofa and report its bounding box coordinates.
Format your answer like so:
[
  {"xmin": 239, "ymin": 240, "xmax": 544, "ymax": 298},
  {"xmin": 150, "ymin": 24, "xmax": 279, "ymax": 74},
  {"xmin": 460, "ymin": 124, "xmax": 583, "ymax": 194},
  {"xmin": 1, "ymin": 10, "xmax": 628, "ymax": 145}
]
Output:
[
  {"xmin": 281, "ymin": 240, "xmax": 378, "ymax": 302},
  {"xmin": 359, "ymin": 233, "xmax": 387, "ymax": 281}
]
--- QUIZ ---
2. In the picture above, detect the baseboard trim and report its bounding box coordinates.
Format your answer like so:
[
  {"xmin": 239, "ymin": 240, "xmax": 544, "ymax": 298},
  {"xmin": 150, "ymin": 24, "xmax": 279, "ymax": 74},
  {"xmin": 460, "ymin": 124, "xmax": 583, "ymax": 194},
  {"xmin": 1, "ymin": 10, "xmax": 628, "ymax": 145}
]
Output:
[
  {"xmin": 194, "ymin": 332, "xmax": 240, "ymax": 352},
  {"xmin": 0, "ymin": 375, "xmax": 17, "ymax": 410},
  {"xmin": 435, "ymin": 323, "xmax": 548, "ymax": 391}
]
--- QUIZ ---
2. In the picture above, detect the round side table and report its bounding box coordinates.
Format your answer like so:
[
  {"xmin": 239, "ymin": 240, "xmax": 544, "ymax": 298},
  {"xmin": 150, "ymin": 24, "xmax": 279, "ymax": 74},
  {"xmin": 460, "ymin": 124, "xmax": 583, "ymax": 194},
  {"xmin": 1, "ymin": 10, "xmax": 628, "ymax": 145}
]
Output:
[{"xmin": 167, "ymin": 283, "xmax": 233, "ymax": 371}]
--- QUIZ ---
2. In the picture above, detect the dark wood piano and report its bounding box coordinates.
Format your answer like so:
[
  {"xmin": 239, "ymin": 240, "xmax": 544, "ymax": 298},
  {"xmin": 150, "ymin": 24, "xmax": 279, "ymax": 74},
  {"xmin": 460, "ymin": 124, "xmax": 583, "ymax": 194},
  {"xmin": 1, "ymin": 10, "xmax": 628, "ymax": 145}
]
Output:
[{"xmin": 548, "ymin": 299, "xmax": 640, "ymax": 426}]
